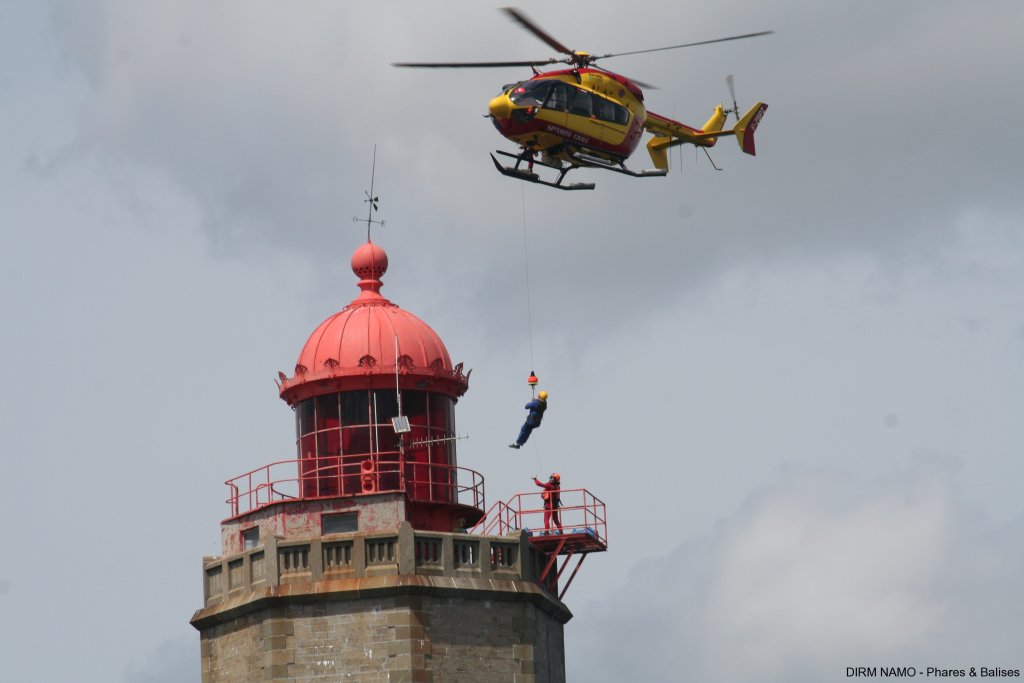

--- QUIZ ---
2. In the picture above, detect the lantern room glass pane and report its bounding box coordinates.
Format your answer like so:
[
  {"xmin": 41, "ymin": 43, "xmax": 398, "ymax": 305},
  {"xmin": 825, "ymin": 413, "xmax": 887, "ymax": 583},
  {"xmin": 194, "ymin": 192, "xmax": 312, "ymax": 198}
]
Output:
[
  {"xmin": 403, "ymin": 391, "xmax": 427, "ymax": 425},
  {"xmin": 428, "ymin": 395, "xmax": 453, "ymax": 438},
  {"xmin": 297, "ymin": 400, "xmax": 315, "ymax": 436},
  {"xmin": 371, "ymin": 389, "xmax": 399, "ymax": 423},
  {"xmin": 298, "ymin": 434, "xmax": 316, "ymax": 459},
  {"xmin": 341, "ymin": 391, "xmax": 369, "ymax": 427},
  {"xmin": 292, "ymin": 388, "xmax": 460, "ymax": 502},
  {"xmin": 342, "ymin": 426, "xmax": 371, "ymax": 456},
  {"xmin": 316, "ymin": 394, "xmax": 339, "ymax": 431},
  {"xmin": 317, "ymin": 430, "xmax": 341, "ymax": 456}
]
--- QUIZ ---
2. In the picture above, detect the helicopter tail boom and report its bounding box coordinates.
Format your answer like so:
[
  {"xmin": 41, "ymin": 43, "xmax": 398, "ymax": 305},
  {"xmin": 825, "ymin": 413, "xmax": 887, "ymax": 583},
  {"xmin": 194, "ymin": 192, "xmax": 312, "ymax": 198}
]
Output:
[
  {"xmin": 644, "ymin": 101, "xmax": 768, "ymax": 167},
  {"xmin": 643, "ymin": 104, "xmax": 732, "ymax": 169}
]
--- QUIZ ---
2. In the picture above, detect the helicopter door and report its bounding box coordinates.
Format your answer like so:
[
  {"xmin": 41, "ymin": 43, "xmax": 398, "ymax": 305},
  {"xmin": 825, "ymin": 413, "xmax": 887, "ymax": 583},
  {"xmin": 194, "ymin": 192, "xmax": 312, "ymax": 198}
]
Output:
[
  {"xmin": 564, "ymin": 88, "xmax": 605, "ymax": 148},
  {"xmin": 538, "ymin": 82, "xmax": 569, "ymax": 129},
  {"xmin": 592, "ymin": 94, "xmax": 630, "ymax": 147}
]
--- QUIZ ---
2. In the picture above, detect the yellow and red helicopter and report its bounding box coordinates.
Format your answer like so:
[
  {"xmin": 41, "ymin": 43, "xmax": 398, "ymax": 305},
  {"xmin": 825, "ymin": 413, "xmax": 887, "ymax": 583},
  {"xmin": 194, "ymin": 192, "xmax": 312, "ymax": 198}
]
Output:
[{"xmin": 395, "ymin": 8, "xmax": 771, "ymax": 190}]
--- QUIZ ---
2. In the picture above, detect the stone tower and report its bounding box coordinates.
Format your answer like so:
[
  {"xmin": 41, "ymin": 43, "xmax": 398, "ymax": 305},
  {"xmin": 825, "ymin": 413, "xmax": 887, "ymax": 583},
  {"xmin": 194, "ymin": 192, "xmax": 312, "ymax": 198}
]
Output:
[{"xmin": 191, "ymin": 240, "xmax": 605, "ymax": 682}]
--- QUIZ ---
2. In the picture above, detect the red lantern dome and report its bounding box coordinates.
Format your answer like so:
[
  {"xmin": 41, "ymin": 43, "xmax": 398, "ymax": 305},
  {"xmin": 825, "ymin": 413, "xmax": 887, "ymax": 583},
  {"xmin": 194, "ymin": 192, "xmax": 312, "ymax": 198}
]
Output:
[{"xmin": 278, "ymin": 240, "xmax": 469, "ymax": 404}]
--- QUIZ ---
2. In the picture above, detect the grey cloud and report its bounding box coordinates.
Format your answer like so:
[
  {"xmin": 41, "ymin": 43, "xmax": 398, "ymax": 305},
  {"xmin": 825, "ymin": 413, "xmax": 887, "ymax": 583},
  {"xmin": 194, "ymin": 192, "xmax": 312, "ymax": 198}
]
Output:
[
  {"xmin": 123, "ymin": 635, "xmax": 199, "ymax": 683},
  {"xmin": 570, "ymin": 461, "xmax": 1024, "ymax": 682}
]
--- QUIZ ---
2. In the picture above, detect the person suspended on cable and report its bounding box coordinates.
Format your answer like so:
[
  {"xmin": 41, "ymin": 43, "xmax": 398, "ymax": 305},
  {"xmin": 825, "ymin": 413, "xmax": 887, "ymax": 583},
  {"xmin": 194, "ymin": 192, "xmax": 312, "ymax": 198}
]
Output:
[
  {"xmin": 509, "ymin": 390, "xmax": 548, "ymax": 449},
  {"xmin": 532, "ymin": 472, "xmax": 562, "ymax": 534}
]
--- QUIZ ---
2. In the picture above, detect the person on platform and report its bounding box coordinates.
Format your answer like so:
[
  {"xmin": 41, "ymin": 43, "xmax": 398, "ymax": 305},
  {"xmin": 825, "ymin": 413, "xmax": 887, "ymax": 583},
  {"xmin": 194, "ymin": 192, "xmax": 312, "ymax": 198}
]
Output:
[
  {"xmin": 509, "ymin": 390, "xmax": 548, "ymax": 449},
  {"xmin": 532, "ymin": 473, "xmax": 562, "ymax": 534}
]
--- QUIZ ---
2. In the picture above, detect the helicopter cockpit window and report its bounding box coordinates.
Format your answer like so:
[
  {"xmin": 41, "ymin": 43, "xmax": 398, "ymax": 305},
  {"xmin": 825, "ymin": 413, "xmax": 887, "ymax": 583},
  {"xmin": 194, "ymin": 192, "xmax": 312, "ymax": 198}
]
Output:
[
  {"xmin": 591, "ymin": 96, "xmax": 630, "ymax": 125},
  {"xmin": 568, "ymin": 90, "xmax": 593, "ymax": 117},
  {"xmin": 509, "ymin": 80, "xmax": 552, "ymax": 107},
  {"xmin": 593, "ymin": 97, "xmax": 614, "ymax": 122},
  {"xmin": 543, "ymin": 83, "xmax": 569, "ymax": 112}
]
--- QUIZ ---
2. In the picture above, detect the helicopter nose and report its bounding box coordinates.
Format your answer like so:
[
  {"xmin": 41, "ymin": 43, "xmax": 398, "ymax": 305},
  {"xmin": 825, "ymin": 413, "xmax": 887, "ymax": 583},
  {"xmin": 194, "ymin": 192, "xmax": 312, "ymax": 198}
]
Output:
[{"xmin": 488, "ymin": 95, "xmax": 512, "ymax": 120}]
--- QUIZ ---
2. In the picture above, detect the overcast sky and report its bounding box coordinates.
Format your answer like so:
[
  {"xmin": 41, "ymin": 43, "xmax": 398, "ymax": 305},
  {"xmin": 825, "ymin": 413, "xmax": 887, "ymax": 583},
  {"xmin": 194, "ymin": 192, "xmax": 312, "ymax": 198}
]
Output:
[{"xmin": 2, "ymin": 1, "xmax": 1022, "ymax": 681}]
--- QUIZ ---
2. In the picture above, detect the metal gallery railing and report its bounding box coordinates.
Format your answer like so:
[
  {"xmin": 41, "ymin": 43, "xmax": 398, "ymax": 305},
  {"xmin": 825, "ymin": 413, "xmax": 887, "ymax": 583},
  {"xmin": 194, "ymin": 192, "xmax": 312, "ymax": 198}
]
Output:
[
  {"xmin": 472, "ymin": 488, "xmax": 607, "ymax": 546},
  {"xmin": 225, "ymin": 453, "xmax": 484, "ymax": 518}
]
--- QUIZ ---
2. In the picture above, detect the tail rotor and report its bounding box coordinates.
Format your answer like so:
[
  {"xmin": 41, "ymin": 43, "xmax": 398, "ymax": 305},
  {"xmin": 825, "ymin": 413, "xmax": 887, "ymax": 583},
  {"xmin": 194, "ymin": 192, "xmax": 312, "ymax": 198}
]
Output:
[
  {"xmin": 722, "ymin": 74, "xmax": 766, "ymax": 155},
  {"xmin": 725, "ymin": 74, "xmax": 740, "ymax": 121}
]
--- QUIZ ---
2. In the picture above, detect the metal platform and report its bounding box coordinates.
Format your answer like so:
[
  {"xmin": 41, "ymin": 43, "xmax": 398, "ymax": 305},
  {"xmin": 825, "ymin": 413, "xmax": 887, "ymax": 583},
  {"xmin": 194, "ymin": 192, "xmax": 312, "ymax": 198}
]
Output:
[
  {"xmin": 471, "ymin": 487, "xmax": 607, "ymax": 600},
  {"xmin": 526, "ymin": 527, "xmax": 607, "ymax": 554}
]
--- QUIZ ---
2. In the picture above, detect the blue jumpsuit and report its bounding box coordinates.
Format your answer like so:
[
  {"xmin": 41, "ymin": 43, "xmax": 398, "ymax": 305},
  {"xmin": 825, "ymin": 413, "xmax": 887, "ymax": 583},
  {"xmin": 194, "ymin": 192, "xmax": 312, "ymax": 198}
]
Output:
[{"xmin": 515, "ymin": 398, "xmax": 547, "ymax": 447}]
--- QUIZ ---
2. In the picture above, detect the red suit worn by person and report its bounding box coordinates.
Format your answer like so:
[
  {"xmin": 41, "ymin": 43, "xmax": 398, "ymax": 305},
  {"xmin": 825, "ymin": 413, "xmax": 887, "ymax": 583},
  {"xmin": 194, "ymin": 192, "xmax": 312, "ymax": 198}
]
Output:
[{"xmin": 532, "ymin": 473, "xmax": 562, "ymax": 533}]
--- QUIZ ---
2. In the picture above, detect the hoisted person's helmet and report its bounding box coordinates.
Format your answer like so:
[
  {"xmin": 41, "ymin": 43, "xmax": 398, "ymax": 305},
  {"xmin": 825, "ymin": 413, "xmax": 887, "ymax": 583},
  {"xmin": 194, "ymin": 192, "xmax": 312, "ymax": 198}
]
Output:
[
  {"xmin": 550, "ymin": 473, "xmax": 560, "ymax": 482},
  {"xmin": 538, "ymin": 390, "xmax": 549, "ymax": 400}
]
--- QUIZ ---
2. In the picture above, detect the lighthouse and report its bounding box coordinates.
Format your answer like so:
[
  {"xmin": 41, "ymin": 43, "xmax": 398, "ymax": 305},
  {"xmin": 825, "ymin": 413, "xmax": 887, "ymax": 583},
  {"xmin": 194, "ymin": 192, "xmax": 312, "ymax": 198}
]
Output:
[{"xmin": 191, "ymin": 238, "xmax": 607, "ymax": 682}]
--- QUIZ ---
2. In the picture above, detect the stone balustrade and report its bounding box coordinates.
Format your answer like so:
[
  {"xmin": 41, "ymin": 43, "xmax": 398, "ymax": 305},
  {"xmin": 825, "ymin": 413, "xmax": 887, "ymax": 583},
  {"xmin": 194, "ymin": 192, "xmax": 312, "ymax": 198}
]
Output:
[{"xmin": 201, "ymin": 522, "xmax": 547, "ymax": 608}]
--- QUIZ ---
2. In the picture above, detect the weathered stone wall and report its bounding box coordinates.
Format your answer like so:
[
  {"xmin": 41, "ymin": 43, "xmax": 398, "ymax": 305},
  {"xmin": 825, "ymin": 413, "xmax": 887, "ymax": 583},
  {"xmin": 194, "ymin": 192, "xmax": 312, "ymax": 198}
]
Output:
[
  {"xmin": 199, "ymin": 611, "xmax": 265, "ymax": 682},
  {"xmin": 199, "ymin": 594, "xmax": 564, "ymax": 682},
  {"xmin": 194, "ymin": 523, "xmax": 569, "ymax": 682},
  {"xmin": 221, "ymin": 495, "xmax": 406, "ymax": 555},
  {"xmin": 423, "ymin": 596, "xmax": 565, "ymax": 682}
]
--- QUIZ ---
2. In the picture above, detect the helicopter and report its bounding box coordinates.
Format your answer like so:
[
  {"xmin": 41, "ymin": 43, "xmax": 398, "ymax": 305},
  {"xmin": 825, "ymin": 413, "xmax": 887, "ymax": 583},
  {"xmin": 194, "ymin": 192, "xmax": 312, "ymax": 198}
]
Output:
[{"xmin": 395, "ymin": 7, "xmax": 771, "ymax": 190}]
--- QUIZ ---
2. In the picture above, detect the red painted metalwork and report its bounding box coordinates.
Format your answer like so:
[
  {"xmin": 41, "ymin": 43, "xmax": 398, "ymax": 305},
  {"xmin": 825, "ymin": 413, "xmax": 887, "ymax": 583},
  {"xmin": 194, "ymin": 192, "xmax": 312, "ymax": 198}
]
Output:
[
  {"xmin": 293, "ymin": 389, "xmax": 458, "ymax": 500},
  {"xmin": 224, "ymin": 455, "xmax": 484, "ymax": 521},
  {"xmin": 260, "ymin": 240, "xmax": 481, "ymax": 533},
  {"xmin": 558, "ymin": 553, "xmax": 587, "ymax": 601},
  {"xmin": 464, "ymin": 488, "xmax": 608, "ymax": 598},
  {"xmin": 277, "ymin": 241, "xmax": 470, "ymax": 405},
  {"xmin": 474, "ymin": 487, "xmax": 607, "ymax": 553},
  {"xmin": 539, "ymin": 536, "xmax": 566, "ymax": 592}
]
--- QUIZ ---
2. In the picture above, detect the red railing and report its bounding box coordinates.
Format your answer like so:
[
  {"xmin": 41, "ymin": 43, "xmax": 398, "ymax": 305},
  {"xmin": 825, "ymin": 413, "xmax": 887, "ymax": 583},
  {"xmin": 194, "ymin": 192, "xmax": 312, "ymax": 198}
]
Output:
[
  {"xmin": 225, "ymin": 452, "xmax": 484, "ymax": 519},
  {"xmin": 472, "ymin": 488, "xmax": 607, "ymax": 547}
]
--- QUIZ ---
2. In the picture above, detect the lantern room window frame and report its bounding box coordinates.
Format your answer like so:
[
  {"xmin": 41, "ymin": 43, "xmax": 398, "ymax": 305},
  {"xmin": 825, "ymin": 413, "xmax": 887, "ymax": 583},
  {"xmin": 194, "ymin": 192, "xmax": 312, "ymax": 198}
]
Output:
[{"xmin": 293, "ymin": 388, "xmax": 457, "ymax": 501}]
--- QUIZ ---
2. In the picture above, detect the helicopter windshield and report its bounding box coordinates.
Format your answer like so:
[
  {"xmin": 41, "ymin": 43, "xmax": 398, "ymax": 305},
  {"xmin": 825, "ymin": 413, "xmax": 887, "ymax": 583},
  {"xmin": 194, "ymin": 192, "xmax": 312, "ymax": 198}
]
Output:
[
  {"xmin": 509, "ymin": 80, "xmax": 631, "ymax": 125},
  {"xmin": 509, "ymin": 80, "xmax": 552, "ymax": 106}
]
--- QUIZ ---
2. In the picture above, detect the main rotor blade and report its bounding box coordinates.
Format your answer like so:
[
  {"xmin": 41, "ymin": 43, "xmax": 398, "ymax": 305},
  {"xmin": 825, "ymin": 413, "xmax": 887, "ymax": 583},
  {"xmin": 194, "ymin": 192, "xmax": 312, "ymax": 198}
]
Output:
[
  {"xmin": 393, "ymin": 59, "xmax": 563, "ymax": 69},
  {"xmin": 594, "ymin": 31, "xmax": 774, "ymax": 60},
  {"xmin": 502, "ymin": 7, "xmax": 574, "ymax": 56}
]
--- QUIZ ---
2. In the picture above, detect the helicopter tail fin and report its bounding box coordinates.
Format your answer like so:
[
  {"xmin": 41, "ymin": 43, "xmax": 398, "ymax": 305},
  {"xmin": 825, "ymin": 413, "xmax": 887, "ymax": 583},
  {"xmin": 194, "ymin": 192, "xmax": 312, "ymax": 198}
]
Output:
[{"xmin": 733, "ymin": 102, "xmax": 768, "ymax": 155}]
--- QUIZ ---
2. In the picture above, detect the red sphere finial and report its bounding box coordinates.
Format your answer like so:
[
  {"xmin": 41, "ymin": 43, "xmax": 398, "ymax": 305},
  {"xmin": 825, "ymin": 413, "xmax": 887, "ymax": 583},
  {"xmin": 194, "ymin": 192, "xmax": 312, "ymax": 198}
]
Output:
[{"xmin": 350, "ymin": 241, "xmax": 388, "ymax": 300}]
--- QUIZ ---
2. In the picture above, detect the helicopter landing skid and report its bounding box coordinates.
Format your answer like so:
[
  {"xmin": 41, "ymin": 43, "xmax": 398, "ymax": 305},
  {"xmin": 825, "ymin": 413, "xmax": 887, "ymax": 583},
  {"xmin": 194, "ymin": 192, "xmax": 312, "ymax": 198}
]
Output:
[
  {"xmin": 569, "ymin": 152, "xmax": 668, "ymax": 178},
  {"xmin": 490, "ymin": 152, "xmax": 596, "ymax": 191}
]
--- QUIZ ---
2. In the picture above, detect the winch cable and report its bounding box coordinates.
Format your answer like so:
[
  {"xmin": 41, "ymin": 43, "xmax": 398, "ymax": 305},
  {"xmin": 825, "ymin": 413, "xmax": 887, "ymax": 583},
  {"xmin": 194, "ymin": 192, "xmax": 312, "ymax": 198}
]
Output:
[
  {"xmin": 520, "ymin": 182, "xmax": 536, "ymax": 376},
  {"xmin": 520, "ymin": 183, "xmax": 543, "ymax": 473}
]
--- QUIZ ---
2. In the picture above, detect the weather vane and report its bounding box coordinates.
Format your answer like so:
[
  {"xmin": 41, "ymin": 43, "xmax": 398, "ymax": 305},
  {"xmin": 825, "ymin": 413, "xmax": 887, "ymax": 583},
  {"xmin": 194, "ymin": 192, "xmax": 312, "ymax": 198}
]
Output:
[{"xmin": 353, "ymin": 145, "xmax": 385, "ymax": 241}]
